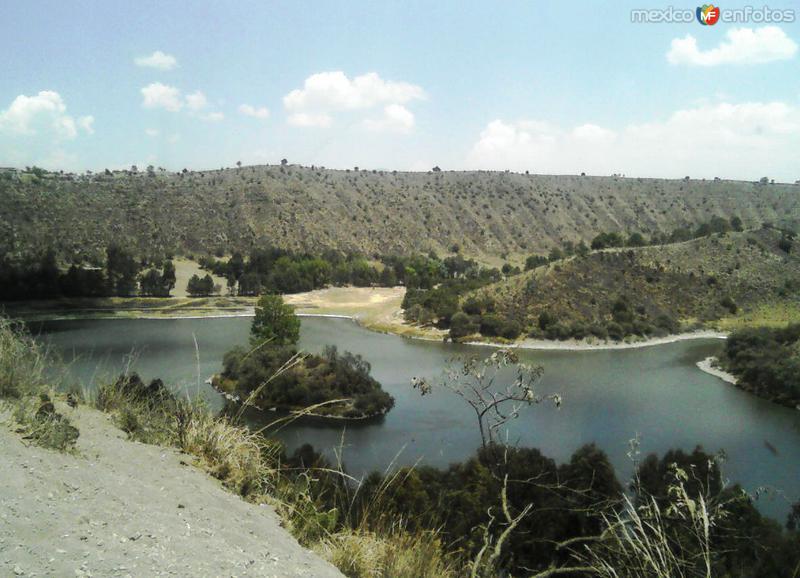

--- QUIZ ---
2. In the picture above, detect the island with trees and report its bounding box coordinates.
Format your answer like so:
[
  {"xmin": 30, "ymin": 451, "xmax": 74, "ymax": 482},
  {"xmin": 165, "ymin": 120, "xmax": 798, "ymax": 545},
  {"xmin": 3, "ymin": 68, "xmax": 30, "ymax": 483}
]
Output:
[{"xmin": 213, "ymin": 294, "xmax": 394, "ymax": 419}]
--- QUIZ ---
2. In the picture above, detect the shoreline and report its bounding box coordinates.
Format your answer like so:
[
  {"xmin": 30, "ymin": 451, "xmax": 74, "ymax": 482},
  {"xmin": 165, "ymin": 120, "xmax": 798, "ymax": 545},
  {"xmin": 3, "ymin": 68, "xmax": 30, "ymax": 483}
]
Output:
[
  {"xmin": 696, "ymin": 356, "xmax": 738, "ymax": 385},
  {"xmin": 465, "ymin": 330, "xmax": 727, "ymax": 352},
  {"xmin": 16, "ymin": 304, "xmax": 729, "ymax": 352}
]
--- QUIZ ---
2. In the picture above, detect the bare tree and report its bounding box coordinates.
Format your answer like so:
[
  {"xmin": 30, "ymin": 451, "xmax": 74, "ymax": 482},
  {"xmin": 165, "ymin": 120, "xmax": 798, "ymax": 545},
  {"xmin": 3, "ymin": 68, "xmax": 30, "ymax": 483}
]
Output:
[{"xmin": 412, "ymin": 348, "xmax": 560, "ymax": 450}]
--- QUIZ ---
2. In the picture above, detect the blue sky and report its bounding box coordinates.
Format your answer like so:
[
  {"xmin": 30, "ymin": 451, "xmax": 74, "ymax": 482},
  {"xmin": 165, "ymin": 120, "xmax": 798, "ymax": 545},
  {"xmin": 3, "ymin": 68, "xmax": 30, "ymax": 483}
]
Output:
[{"xmin": 1, "ymin": 0, "xmax": 798, "ymax": 180}]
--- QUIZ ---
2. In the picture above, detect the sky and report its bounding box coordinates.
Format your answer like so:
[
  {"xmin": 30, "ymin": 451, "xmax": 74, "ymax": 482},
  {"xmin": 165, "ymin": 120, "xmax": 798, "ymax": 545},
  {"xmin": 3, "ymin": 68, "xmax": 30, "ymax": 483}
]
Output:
[{"xmin": 1, "ymin": 0, "xmax": 798, "ymax": 181}]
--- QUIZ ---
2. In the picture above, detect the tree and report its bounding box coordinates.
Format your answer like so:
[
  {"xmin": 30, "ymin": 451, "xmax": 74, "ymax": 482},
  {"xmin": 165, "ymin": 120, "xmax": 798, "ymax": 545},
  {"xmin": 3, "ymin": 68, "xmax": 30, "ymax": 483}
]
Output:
[
  {"xmin": 187, "ymin": 273, "xmax": 214, "ymax": 297},
  {"xmin": 106, "ymin": 245, "xmax": 138, "ymax": 296},
  {"xmin": 160, "ymin": 260, "xmax": 176, "ymax": 296},
  {"xmin": 525, "ymin": 255, "xmax": 548, "ymax": 270},
  {"xmin": 627, "ymin": 232, "xmax": 646, "ymax": 247},
  {"xmin": 449, "ymin": 311, "xmax": 478, "ymax": 340},
  {"xmin": 730, "ymin": 216, "xmax": 744, "ymax": 232},
  {"xmin": 251, "ymin": 294, "xmax": 301, "ymax": 346},
  {"xmin": 138, "ymin": 268, "xmax": 162, "ymax": 296}
]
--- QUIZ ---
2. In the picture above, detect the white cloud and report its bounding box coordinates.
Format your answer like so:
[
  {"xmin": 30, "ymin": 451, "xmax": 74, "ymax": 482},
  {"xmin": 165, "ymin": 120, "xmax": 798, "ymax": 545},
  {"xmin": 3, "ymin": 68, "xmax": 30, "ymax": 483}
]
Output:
[
  {"xmin": 467, "ymin": 101, "xmax": 800, "ymax": 181},
  {"xmin": 363, "ymin": 104, "xmax": 415, "ymax": 133},
  {"xmin": 145, "ymin": 128, "xmax": 159, "ymax": 137},
  {"xmin": 239, "ymin": 104, "xmax": 270, "ymax": 120},
  {"xmin": 135, "ymin": 50, "xmax": 178, "ymax": 71},
  {"xmin": 283, "ymin": 71, "xmax": 425, "ymax": 129},
  {"xmin": 287, "ymin": 112, "xmax": 332, "ymax": 128},
  {"xmin": 0, "ymin": 91, "xmax": 93, "ymax": 139},
  {"xmin": 667, "ymin": 26, "xmax": 797, "ymax": 66},
  {"xmin": 77, "ymin": 115, "xmax": 94, "ymax": 135},
  {"xmin": 185, "ymin": 90, "xmax": 208, "ymax": 112},
  {"xmin": 141, "ymin": 85, "xmax": 223, "ymax": 121},
  {"xmin": 141, "ymin": 82, "xmax": 183, "ymax": 111}
]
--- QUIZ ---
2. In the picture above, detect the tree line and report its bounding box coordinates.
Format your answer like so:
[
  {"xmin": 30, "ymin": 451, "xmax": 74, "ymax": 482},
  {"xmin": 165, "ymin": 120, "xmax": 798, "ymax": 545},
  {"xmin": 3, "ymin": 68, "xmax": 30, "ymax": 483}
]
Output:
[{"xmin": 0, "ymin": 245, "xmax": 175, "ymax": 300}]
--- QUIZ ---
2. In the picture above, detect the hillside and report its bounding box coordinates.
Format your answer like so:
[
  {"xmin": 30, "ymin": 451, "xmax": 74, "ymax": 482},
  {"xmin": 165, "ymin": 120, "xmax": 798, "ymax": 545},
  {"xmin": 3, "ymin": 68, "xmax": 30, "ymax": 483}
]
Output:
[
  {"xmin": 0, "ymin": 403, "xmax": 342, "ymax": 577},
  {"xmin": 2, "ymin": 166, "xmax": 799, "ymax": 262},
  {"xmin": 467, "ymin": 228, "xmax": 800, "ymax": 340}
]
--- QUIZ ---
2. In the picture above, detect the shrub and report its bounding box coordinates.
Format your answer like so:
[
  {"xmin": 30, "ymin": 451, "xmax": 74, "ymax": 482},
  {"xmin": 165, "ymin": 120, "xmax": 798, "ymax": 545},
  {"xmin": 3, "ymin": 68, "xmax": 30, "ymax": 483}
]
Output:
[
  {"xmin": 449, "ymin": 312, "xmax": 478, "ymax": 340},
  {"xmin": 538, "ymin": 311, "xmax": 556, "ymax": 331},
  {"xmin": 720, "ymin": 295, "xmax": 738, "ymax": 314}
]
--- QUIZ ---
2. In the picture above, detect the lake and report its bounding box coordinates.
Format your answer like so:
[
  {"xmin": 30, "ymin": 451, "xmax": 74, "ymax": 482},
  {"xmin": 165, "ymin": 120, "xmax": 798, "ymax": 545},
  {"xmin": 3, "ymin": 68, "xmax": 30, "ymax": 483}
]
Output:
[{"xmin": 32, "ymin": 316, "xmax": 800, "ymax": 521}]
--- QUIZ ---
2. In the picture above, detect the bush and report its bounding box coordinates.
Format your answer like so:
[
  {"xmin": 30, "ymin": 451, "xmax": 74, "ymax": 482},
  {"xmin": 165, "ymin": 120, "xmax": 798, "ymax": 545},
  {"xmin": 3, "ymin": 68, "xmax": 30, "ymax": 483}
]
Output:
[
  {"xmin": 538, "ymin": 311, "xmax": 556, "ymax": 331},
  {"xmin": 449, "ymin": 312, "xmax": 478, "ymax": 340},
  {"xmin": 720, "ymin": 295, "xmax": 738, "ymax": 314}
]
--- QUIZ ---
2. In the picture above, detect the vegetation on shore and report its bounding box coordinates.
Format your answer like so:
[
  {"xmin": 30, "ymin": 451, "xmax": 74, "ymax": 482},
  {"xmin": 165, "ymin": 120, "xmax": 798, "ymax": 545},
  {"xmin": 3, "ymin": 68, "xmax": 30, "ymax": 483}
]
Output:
[
  {"xmin": 215, "ymin": 295, "xmax": 394, "ymax": 418},
  {"xmin": 444, "ymin": 227, "xmax": 800, "ymax": 343},
  {"xmin": 0, "ymin": 244, "xmax": 176, "ymax": 300},
  {"xmin": 718, "ymin": 323, "xmax": 800, "ymax": 409}
]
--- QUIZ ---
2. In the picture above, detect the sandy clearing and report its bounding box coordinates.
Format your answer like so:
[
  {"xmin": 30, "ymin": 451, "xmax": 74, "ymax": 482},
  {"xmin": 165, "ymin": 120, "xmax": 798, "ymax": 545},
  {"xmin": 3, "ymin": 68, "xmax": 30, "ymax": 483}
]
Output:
[
  {"xmin": 283, "ymin": 286, "xmax": 446, "ymax": 339},
  {"xmin": 171, "ymin": 259, "xmax": 228, "ymax": 299},
  {"xmin": 0, "ymin": 405, "xmax": 342, "ymax": 578}
]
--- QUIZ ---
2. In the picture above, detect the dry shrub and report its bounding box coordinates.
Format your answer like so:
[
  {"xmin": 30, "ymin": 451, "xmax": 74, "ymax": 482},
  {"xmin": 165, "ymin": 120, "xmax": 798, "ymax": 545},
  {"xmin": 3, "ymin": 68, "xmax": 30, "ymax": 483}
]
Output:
[{"xmin": 314, "ymin": 528, "xmax": 456, "ymax": 578}]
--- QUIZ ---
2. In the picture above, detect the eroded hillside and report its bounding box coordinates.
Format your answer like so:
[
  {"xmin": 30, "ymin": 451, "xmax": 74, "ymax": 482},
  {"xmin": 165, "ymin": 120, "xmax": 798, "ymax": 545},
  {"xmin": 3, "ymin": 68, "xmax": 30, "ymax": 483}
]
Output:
[{"xmin": 1, "ymin": 166, "xmax": 799, "ymax": 261}]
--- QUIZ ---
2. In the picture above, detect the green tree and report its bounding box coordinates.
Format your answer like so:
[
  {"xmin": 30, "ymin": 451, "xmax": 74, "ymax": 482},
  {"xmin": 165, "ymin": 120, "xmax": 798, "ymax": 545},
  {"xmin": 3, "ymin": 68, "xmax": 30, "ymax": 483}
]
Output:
[
  {"xmin": 187, "ymin": 273, "xmax": 215, "ymax": 297},
  {"xmin": 251, "ymin": 294, "xmax": 301, "ymax": 345},
  {"xmin": 160, "ymin": 260, "xmax": 176, "ymax": 296},
  {"xmin": 627, "ymin": 232, "xmax": 646, "ymax": 247}
]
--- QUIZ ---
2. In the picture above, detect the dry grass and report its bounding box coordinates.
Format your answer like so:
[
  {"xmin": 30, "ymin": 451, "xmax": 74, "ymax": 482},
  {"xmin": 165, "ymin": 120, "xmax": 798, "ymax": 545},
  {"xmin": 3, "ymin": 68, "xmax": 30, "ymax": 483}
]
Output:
[
  {"xmin": 314, "ymin": 528, "xmax": 457, "ymax": 578},
  {"xmin": 0, "ymin": 316, "xmax": 80, "ymax": 451},
  {"xmin": 88, "ymin": 361, "xmax": 457, "ymax": 577}
]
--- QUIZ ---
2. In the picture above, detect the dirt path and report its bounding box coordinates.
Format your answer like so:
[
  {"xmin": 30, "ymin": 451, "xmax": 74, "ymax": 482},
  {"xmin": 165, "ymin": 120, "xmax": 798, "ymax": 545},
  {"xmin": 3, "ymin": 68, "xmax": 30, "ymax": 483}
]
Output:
[{"xmin": 0, "ymin": 406, "xmax": 342, "ymax": 577}]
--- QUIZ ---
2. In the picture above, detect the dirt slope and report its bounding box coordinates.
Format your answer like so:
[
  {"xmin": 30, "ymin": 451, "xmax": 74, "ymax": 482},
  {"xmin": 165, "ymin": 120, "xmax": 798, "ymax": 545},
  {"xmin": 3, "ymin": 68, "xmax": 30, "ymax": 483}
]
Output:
[{"xmin": 0, "ymin": 405, "xmax": 342, "ymax": 577}]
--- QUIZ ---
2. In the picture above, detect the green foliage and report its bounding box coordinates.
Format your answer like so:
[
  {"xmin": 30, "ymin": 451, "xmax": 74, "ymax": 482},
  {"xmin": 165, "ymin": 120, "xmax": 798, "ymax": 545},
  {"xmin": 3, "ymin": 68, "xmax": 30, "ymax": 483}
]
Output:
[
  {"xmin": 401, "ymin": 264, "xmax": 500, "ymax": 329},
  {"xmin": 186, "ymin": 273, "xmax": 215, "ymax": 296},
  {"xmin": 627, "ymin": 232, "xmax": 647, "ymax": 247},
  {"xmin": 0, "ymin": 245, "xmax": 178, "ymax": 300},
  {"xmin": 106, "ymin": 244, "xmax": 138, "ymax": 296},
  {"xmin": 448, "ymin": 311, "xmax": 479, "ymax": 340},
  {"xmin": 478, "ymin": 314, "xmax": 522, "ymax": 339},
  {"xmin": 139, "ymin": 260, "xmax": 176, "ymax": 296},
  {"xmin": 721, "ymin": 324, "xmax": 800, "ymax": 407},
  {"xmin": 465, "ymin": 228, "xmax": 800, "ymax": 343},
  {"xmin": 220, "ymin": 344, "xmax": 393, "ymax": 418},
  {"xmin": 525, "ymin": 254, "xmax": 548, "ymax": 270},
  {"xmin": 251, "ymin": 294, "xmax": 301, "ymax": 346},
  {"xmin": 591, "ymin": 231, "xmax": 625, "ymax": 250}
]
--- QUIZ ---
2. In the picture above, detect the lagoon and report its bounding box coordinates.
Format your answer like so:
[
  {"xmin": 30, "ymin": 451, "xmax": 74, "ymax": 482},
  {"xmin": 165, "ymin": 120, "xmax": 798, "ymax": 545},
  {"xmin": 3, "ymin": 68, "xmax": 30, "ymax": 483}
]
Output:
[{"xmin": 33, "ymin": 316, "xmax": 800, "ymax": 521}]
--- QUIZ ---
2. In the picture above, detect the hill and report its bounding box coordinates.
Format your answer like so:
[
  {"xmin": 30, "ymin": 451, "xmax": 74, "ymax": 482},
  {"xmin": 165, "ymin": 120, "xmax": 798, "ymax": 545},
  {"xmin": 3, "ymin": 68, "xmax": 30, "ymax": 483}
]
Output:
[
  {"xmin": 2, "ymin": 166, "xmax": 799, "ymax": 262},
  {"xmin": 0, "ymin": 402, "xmax": 342, "ymax": 577},
  {"xmin": 463, "ymin": 228, "xmax": 800, "ymax": 341}
]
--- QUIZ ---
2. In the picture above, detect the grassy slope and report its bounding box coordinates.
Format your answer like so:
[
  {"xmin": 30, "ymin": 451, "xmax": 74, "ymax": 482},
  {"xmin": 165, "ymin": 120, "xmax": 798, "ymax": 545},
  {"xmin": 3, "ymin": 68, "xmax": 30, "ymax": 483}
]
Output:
[
  {"xmin": 473, "ymin": 229, "xmax": 800, "ymax": 333},
  {"xmin": 2, "ymin": 166, "xmax": 799, "ymax": 262}
]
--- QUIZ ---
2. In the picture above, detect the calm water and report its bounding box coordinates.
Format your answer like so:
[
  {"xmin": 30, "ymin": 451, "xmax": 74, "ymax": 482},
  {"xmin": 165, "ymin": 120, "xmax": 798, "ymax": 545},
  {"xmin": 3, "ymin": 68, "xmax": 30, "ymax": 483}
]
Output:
[{"xmin": 32, "ymin": 316, "xmax": 800, "ymax": 520}]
